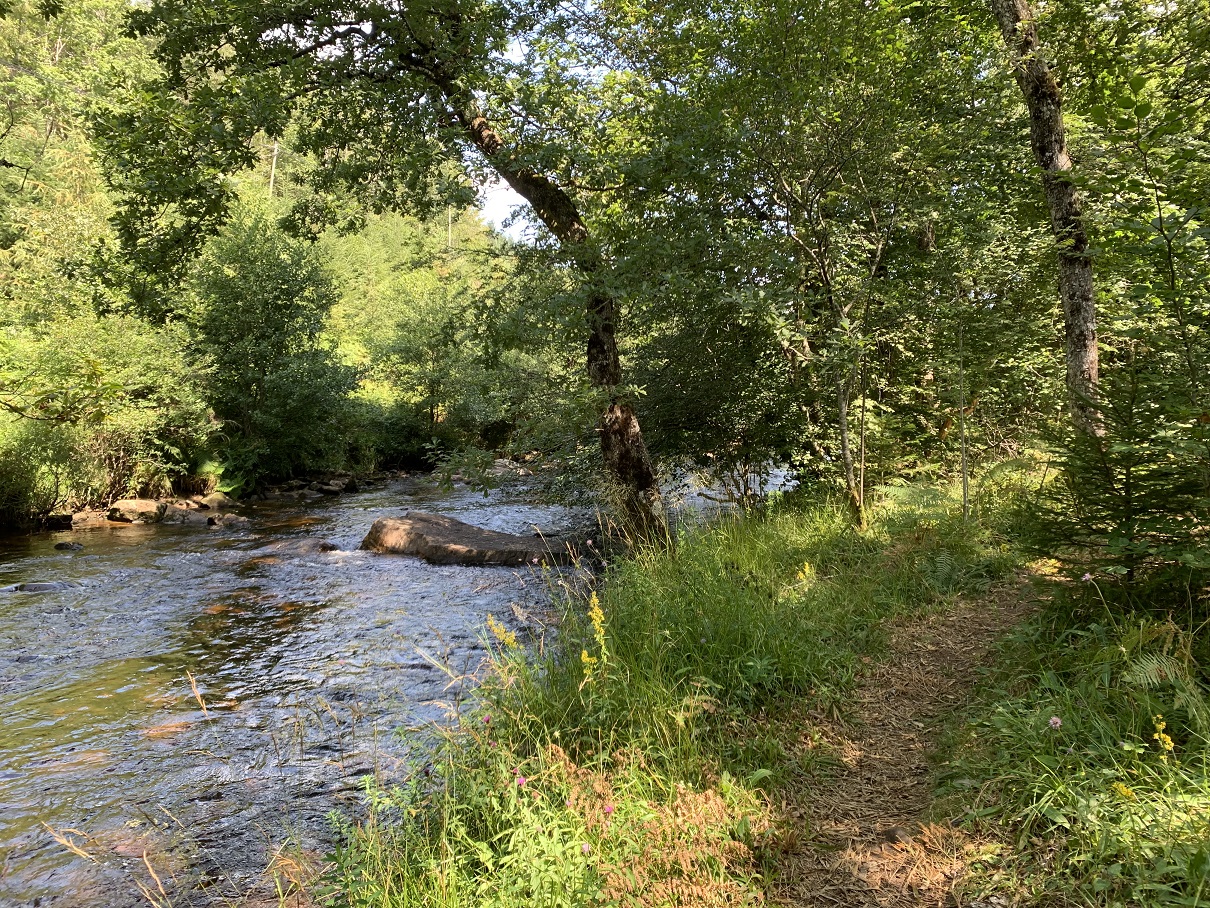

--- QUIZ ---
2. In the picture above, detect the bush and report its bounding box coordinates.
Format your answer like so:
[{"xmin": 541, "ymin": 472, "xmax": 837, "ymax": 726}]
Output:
[
  {"xmin": 0, "ymin": 314, "xmax": 213, "ymax": 521},
  {"xmin": 186, "ymin": 207, "xmax": 359, "ymax": 488},
  {"xmin": 1022, "ymin": 359, "xmax": 1210, "ymax": 614}
]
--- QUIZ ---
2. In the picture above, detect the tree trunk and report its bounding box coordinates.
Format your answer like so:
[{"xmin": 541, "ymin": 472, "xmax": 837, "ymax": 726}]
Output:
[
  {"xmin": 447, "ymin": 99, "xmax": 666, "ymax": 535},
  {"xmin": 836, "ymin": 375, "xmax": 862, "ymax": 518},
  {"xmin": 988, "ymin": 0, "xmax": 1099, "ymax": 433}
]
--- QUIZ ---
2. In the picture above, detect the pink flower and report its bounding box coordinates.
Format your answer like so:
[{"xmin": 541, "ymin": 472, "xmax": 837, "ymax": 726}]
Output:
[
  {"xmin": 1049, "ymin": 716, "xmax": 1062, "ymax": 730},
  {"xmin": 603, "ymin": 804, "xmax": 614, "ymax": 815},
  {"xmin": 582, "ymin": 843, "xmax": 591, "ymax": 855},
  {"xmin": 516, "ymin": 775, "xmax": 527, "ymax": 786},
  {"xmin": 1081, "ymin": 573, "xmax": 1092, "ymax": 582}
]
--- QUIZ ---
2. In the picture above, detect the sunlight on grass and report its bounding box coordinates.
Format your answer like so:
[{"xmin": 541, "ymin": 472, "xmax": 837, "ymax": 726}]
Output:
[
  {"xmin": 942, "ymin": 608, "xmax": 1210, "ymax": 906},
  {"xmin": 320, "ymin": 484, "xmax": 1016, "ymax": 907}
]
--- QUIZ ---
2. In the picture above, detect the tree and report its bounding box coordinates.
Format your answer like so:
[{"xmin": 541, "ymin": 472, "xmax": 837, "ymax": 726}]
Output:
[
  {"xmin": 186, "ymin": 205, "xmax": 358, "ymax": 486},
  {"xmin": 988, "ymin": 0, "xmax": 1100, "ymax": 433},
  {"xmin": 97, "ymin": 0, "xmax": 665, "ymax": 535},
  {"xmin": 534, "ymin": 0, "xmax": 1064, "ymax": 511}
]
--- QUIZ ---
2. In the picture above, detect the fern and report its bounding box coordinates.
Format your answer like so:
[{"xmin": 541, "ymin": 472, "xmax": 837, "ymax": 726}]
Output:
[
  {"xmin": 1122, "ymin": 653, "xmax": 1191, "ymax": 690},
  {"xmin": 1111, "ymin": 618, "xmax": 1210, "ymax": 733}
]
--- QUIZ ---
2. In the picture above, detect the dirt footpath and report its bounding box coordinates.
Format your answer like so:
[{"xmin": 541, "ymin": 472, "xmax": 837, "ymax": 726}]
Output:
[{"xmin": 775, "ymin": 578, "xmax": 1037, "ymax": 908}]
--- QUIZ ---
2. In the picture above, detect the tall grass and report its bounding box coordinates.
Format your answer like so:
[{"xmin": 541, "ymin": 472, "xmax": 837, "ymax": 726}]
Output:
[
  {"xmin": 941, "ymin": 597, "xmax": 1210, "ymax": 906},
  {"xmin": 321, "ymin": 487, "xmax": 1014, "ymax": 907}
]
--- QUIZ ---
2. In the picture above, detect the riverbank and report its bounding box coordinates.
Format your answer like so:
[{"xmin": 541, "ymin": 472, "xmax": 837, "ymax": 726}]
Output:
[
  {"xmin": 318, "ymin": 482, "xmax": 1210, "ymax": 908},
  {"xmin": 320, "ymin": 484, "xmax": 1019, "ymax": 905}
]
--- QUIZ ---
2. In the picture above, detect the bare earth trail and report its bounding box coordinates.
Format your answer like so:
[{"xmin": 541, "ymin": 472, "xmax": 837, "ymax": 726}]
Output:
[{"xmin": 775, "ymin": 577, "xmax": 1038, "ymax": 908}]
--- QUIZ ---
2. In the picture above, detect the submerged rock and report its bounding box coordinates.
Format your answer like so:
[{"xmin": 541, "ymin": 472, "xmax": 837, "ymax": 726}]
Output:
[
  {"xmin": 71, "ymin": 510, "xmax": 108, "ymax": 528},
  {"xmin": 211, "ymin": 513, "xmax": 250, "ymax": 529},
  {"xmin": 160, "ymin": 504, "xmax": 212, "ymax": 526},
  {"xmin": 360, "ymin": 512, "xmax": 574, "ymax": 566},
  {"xmin": 1, "ymin": 581, "xmax": 81, "ymax": 593},
  {"xmin": 53, "ymin": 542, "xmax": 84, "ymax": 551},
  {"xmin": 260, "ymin": 538, "xmax": 340, "ymax": 554}
]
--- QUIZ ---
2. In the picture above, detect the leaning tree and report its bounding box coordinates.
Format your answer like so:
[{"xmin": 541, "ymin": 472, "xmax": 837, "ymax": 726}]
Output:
[{"xmin": 97, "ymin": 0, "xmax": 665, "ymax": 534}]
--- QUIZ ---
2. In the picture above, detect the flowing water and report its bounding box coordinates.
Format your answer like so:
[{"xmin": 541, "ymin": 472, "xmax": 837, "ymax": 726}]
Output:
[{"xmin": 0, "ymin": 477, "xmax": 592, "ymax": 907}]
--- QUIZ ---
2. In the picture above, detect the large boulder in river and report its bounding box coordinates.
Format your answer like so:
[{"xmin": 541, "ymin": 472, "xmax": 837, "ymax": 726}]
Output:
[
  {"xmin": 360, "ymin": 512, "xmax": 574, "ymax": 566},
  {"xmin": 107, "ymin": 499, "xmax": 166, "ymax": 523}
]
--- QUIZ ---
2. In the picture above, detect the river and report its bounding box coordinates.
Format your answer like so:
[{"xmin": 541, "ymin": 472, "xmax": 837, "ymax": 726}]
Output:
[{"xmin": 0, "ymin": 476, "xmax": 591, "ymax": 907}]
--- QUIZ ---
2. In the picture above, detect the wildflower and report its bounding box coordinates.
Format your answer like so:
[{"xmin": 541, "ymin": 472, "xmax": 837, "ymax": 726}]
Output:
[
  {"xmin": 516, "ymin": 775, "xmax": 527, "ymax": 787},
  {"xmin": 487, "ymin": 615, "xmax": 518, "ymax": 649},
  {"xmin": 532, "ymin": 556, "xmax": 540, "ymax": 564},
  {"xmin": 1153, "ymin": 715, "xmax": 1175, "ymax": 763},
  {"xmin": 582, "ymin": 843, "xmax": 591, "ymax": 855},
  {"xmin": 603, "ymin": 803, "xmax": 614, "ymax": 815},
  {"xmin": 1049, "ymin": 716, "xmax": 1062, "ymax": 730},
  {"xmin": 1082, "ymin": 572, "xmax": 1092, "ymax": 582},
  {"xmin": 588, "ymin": 593, "xmax": 606, "ymax": 639},
  {"xmin": 482, "ymin": 714, "xmax": 491, "ymax": 724},
  {"xmin": 1111, "ymin": 781, "xmax": 1136, "ymax": 800}
]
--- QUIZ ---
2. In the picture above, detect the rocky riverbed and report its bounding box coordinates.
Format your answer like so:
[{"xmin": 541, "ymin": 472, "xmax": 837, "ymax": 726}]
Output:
[{"xmin": 0, "ymin": 474, "xmax": 592, "ymax": 907}]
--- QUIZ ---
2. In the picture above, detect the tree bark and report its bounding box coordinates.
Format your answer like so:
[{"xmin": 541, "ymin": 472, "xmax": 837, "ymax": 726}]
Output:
[
  {"xmin": 447, "ymin": 99, "xmax": 665, "ymax": 535},
  {"xmin": 988, "ymin": 0, "xmax": 1100, "ymax": 433},
  {"xmin": 836, "ymin": 375, "xmax": 862, "ymax": 518}
]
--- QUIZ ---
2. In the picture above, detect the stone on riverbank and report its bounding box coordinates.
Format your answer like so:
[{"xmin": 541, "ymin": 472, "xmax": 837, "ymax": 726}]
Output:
[
  {"xmin": 107, "ymin": 499, "xmax": 166, "ymax": 523},
  {"xmin": 197, "ymin": 491, "xmax": 237, "ymax": 510},
  {"xmin": 360, "ymin": 512, "xmax": 574, "ymax": 566}
]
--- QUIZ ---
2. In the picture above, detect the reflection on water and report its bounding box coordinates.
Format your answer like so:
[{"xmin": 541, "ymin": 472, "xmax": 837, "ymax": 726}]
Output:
[{"xmin": 0, "ymin": 478, "xmax": 588, "ymax": 907}]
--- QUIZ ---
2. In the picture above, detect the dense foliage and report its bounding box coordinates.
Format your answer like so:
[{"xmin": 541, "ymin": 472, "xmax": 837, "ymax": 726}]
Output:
[{"xmin": 0, "ymin": 0, "xmax": 1208, "ymax": 902}]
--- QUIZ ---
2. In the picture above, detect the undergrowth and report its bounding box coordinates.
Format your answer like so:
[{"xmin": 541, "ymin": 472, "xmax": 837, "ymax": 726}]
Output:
[
  {"xmin": 941, "ymin": 586, "xmax": 1210, "ymax": 907},
  {"xmin": 319, "ymin": 484, "xmax": 1014, "ymax": 907}
]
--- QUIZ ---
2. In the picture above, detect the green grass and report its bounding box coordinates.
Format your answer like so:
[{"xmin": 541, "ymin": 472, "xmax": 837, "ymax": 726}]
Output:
[
  {"xmin": 940, "ymin": 596, "xmax": 1210, "ymax": 907},
  {"xmin": 318, "ymin": 485, "xmax": 1015, "ymax": 907}
]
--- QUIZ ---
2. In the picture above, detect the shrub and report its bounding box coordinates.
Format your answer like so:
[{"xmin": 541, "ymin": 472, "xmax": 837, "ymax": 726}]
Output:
[
  {"xmin": 185, "ymin": 207, "xmax": 359, "ymax": 487},
  {"xmin": 0, "ymin": 314, "xmax": 212, "ymax": 521},
  {"xmin": 1019, "ymin": 356, "xmax": 1210, "ymax": 615}
]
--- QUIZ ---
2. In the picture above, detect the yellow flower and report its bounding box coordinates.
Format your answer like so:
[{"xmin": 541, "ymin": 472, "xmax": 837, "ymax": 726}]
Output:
[
  {"xmin": 1110, "ymin": 781, "xmax": 1136, "ymax": 801},
  {"xmin": 1152, "ymin": 714, "xmax": 1175, "ymax": 763},
  {"xmin": 588, "ymin": 593, "xmax": 606, "ymax": 639},
  {"xmin": 581, "ymin": 648, "xmax": 599, "ymax": 683},
  {"xmin": 580, "ymin": 593, "xmax": 608, "ymax": 686},
  {"xmin": 486, "ymin": 614, "xmax": 518, "ymax": 649}
]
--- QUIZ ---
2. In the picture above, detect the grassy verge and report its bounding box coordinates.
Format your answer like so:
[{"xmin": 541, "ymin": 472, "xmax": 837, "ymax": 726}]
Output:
[
  {"xmin": 318, "ymin": 485, "xmax": 1014, "ymax": 907},
  {"xmin": 940, "ymin": 586, "xmax": 1210, "ymax": 906}
]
